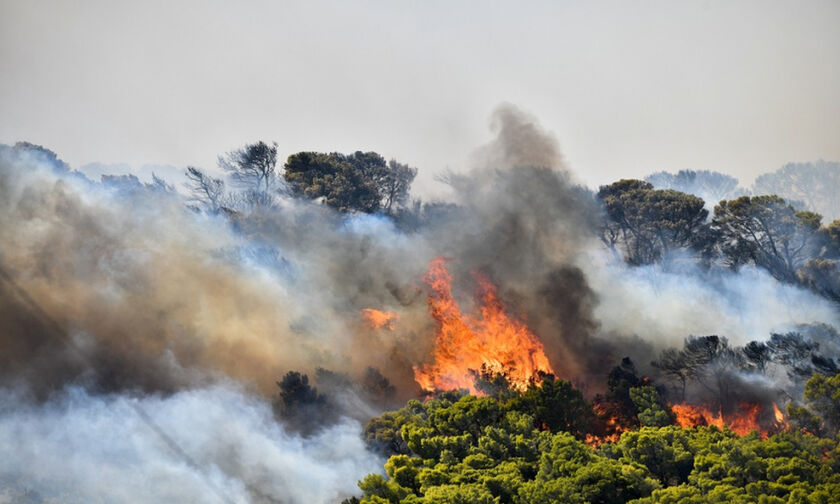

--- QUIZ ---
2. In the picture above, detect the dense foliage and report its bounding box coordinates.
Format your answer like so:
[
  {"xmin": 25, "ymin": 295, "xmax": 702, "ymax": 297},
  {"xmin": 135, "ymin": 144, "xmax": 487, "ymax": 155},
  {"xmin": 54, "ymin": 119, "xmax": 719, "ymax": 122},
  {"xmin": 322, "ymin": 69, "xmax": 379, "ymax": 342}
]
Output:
[
  {"xmin": 596, "ymin": 179, "xmax": 840, "ymax": 303},
  {"xmin": 348, "ymin": 373, "xmax": 840, "ymax": 504},
  {"xmin": 284, "ymin": 151, "xmax": 417, "ymax": 213},
  {"xmin": 597, "ymin": 180, "xmax": 709, "ymax": 265}
]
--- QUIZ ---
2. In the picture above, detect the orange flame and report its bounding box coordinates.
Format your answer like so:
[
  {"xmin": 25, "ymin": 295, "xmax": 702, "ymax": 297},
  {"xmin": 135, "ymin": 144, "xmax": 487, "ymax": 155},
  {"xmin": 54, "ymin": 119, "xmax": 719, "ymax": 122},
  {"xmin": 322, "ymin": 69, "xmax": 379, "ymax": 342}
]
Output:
[
  {"xmin": 773, "ymin": 402, "xmax": 789, "ymax": 430},
  {"xmin": 585, "ymin": 402, "xmax": 627, "ymax": 446},
  {"xmin": 412, "ymin": 258, "xmax": 554, "ymax": 394},
  {"xmin": 361, "ymin": 308, "xmax": 399, "ymax": 330},
  {"xmin": 673, "ymin": 401, "xmax": 785, "ymax": 437}
]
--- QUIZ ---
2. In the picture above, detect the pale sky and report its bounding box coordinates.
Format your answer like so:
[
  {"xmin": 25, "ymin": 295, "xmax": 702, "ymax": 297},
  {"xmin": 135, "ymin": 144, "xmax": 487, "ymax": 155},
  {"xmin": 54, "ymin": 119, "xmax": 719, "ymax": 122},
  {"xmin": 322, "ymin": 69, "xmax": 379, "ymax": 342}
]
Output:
[{"xmin": 1, "ymin": 0, "xmax": 838, "ymax": 193}]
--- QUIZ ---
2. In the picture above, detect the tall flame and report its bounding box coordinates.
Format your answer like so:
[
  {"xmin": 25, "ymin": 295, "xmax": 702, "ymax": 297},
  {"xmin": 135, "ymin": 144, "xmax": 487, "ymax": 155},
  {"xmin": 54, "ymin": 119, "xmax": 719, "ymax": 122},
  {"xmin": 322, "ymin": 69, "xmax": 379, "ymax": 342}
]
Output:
[{"xmin": 413, "ymin": 258, "xmax": 554, "ymax": 394}]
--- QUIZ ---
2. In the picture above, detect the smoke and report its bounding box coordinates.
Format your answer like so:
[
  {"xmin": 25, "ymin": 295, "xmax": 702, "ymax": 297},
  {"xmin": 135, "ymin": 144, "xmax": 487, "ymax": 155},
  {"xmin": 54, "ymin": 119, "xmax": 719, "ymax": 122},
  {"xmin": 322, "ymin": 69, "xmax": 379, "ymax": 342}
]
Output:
[
  {"xmin": 586, "ymin": 256, "xmax": 840, "ymax": 349},
  {"xmin": 0, "ymin": 383, "xmax": 382, "ymax": 504},
  {"xmin": 3, "ymin": 105, "xmax": 837, "ymax": 400},
  {"xmin": 1, "ymin": 104, "xmax": 839, "ymax": 500},
  {"xmin": 0, "ymin": 144, "xmax": 428, "ymax": 400}
]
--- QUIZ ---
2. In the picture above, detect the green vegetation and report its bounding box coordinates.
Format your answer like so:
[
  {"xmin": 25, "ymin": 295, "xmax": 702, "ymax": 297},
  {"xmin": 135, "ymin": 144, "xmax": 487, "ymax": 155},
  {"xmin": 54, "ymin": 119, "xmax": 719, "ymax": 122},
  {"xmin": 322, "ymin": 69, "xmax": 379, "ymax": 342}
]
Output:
[
  {"xmin": 597, "ymin": 179, "xmax": 709, "ymax": 265},
  {"xmin": 346, "ymin": 373, "xmax": 840, "ymax": 504},
  {"xmin": 284, "ymin": 151, "xmax": 417, "ymax": 213},
  {"xmin": 596, "ymin": 179, "xmax": 840, "ymax": 303}
]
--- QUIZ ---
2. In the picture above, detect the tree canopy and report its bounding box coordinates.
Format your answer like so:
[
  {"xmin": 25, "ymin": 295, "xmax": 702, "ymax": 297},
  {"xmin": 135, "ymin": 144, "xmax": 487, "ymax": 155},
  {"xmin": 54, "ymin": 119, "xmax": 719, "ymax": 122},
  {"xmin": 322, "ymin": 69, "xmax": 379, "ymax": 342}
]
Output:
[
  {"xmin": 284, "ymin": 151, "xmax": 417, "ymax": 213},
  {"xmin": 347, "ymin": 372, "xmax": 840, "ymax": 504},
  {"xmin": 645, "ymin": 170, "xmax": 744, "ymax": 205},
  {"xmin": 711, "ymin": 195, "xmax": 823, "ymax": 283},
  {"xmin": 753, "ymin": 161, "xmax": 840, "ymax": 221},
  {"xmin": 218, "ymin": 140, "xmax": 279, "ymax": 193},
  {"xmin": 597, "ymin": 180, "xmax": 709, "ymax": 264}
]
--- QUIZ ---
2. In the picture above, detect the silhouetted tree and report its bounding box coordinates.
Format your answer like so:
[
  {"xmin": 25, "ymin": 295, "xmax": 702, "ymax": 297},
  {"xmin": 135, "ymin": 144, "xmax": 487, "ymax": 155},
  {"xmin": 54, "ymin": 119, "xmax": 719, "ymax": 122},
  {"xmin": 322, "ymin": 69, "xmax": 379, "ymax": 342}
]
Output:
[
  {"xmin": 219, "ymin": 141, "xmax": 278, "ymax": 192},
  {"xmin": 381, "ymin": 159, "xmax": 418, "ymax": 214},
  {"xmin": 274, "ymin": 371, "xmax": 336, "ymax": 435},
  {"xmin": 711, "ymin": 195, "xmax": 822, "ymax": 282},
  {"xmin": 184, "ymin": 166, "xmax": 225, "ymax": 213},
  {"xmin": 753, "ymin": 160, "xmax": 840, "ymax": 220},
  {"xmin": 645, "ymin": 169, "xmax": 744, "ymax": 205},
  {"xmin": 598, "ymin": 180, "xmax": 709, "ymax": 264}
]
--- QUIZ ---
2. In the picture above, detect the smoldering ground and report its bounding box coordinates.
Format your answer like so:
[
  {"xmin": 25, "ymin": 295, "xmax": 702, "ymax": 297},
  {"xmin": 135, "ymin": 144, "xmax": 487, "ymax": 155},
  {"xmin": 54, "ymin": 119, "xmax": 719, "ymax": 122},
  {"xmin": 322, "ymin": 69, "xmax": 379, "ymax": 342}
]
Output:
[{"xmin": 0, "ymin": 105, "xmax": 839, "ymax": 502}]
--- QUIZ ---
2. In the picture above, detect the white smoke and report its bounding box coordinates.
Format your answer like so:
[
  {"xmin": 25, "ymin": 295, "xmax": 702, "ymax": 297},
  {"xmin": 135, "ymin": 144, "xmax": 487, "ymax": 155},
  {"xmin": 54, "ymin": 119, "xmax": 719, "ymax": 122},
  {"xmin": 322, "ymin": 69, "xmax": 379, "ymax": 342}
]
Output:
[
  {"xmin": 584, "ymin": 252, "xmax": 840, "ymax": 347},
  {"xmin": 0, "ymin": 383, "xmax": 382, "ymax": 504}
]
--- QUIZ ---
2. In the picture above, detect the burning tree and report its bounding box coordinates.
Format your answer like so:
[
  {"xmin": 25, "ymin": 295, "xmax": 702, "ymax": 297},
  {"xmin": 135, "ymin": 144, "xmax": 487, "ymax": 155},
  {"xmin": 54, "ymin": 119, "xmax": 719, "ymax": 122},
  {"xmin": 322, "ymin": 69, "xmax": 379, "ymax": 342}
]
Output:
[{"xmin": 412, "ymin": 258, "xmax": 555, "ymax": 395}]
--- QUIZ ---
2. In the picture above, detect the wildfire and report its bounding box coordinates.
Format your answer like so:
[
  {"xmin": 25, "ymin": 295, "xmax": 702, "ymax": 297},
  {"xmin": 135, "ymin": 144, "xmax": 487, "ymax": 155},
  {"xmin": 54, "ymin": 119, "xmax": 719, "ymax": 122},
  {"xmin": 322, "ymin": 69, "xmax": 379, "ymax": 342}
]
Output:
[
  {"xmin": 773, "ymin": 402, "xmax": 789, "ymax": 430},
  {"xmin": 413, "ymin": 258, "xmax": 554, "ymax": 394},
  {"xmin": 361, "ymin": 308, "xmax": 399, "ymax": 330},
  {"xmin": 585, "ymin": 402, "xmax": 628, "ymax": 447},
  {"xmin": 672, "ymin": 401, "xmax": 788, "ymax": 437}
]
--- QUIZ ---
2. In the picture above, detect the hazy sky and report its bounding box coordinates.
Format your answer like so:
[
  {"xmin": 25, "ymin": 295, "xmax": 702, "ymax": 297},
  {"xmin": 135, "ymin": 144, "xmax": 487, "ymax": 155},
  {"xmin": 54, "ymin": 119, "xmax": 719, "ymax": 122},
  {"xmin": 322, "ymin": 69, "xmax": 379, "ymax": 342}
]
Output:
[{"xmin": 1, "ymin": 0, "xmax": 838, "ymax": 192}]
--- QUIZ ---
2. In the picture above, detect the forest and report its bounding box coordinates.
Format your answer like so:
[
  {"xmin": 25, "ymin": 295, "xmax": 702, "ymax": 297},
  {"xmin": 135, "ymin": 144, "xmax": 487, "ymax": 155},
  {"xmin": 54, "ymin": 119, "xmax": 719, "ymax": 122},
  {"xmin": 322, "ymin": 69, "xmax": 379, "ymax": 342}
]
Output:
[{"xmin": 1, "ymin": 108, "xmax": 839, "ymax": 503}]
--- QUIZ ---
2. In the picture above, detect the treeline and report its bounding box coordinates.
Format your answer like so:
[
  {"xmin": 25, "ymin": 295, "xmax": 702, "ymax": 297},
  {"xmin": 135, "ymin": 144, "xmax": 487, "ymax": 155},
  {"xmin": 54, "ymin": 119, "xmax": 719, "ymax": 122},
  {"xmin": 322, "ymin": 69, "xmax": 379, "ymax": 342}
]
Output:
[
  {"xmin": 597, "ymin": 178, "xmax": 840, "ymax": 303},
  {"xmin": 184, "ymin": 141, "xmax": 418, "ymax": 215},
  {"xmin": 343, "ymin": 371, "xmax": 840, "ymax": 504},
  {"xmin": 7, "ymin": 141, "xmax": 840, "ymax": 303},
  {"xmin": 184, "ymin": 142, "xmax": 840, "ymax": 304}
]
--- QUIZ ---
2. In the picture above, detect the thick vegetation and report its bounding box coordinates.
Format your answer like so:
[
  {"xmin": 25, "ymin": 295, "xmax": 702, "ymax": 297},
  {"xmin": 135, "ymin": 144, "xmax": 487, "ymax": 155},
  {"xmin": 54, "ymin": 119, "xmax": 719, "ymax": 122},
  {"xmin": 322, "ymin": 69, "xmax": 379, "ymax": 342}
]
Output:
[{"xmin": 346, "ymin": 372, "xmax": 840, "ymax": 504}]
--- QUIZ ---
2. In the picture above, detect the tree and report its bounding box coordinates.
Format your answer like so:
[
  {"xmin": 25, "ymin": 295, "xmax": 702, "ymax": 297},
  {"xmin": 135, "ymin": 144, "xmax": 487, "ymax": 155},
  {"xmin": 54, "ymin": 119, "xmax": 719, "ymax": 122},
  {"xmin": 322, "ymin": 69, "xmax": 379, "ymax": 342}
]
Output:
[
  {"xmin": 645, "ymin": 170, "xmax": 744, "ymax": 205},
  {"xmin": 615, "ymin": 426, "xmax": 693, "ymax": 485},
  {"xmin": 0, "ymin": 141, "xmax": 70, "ymax": 173},
  {"xmin": 184, "ymin": 166, "xmax": 225, "ymax": 213},
  {"xmin": 354, "ymin": 380, "xmax": 840, "ymax": 504},
  {"xmin": 630, "ymin": 387, "xmax": 675, "ymax": 428},
  {"xmin": 822, "ymin": 220, "xmax": 840, "ymax": 258},
  {"xmin": 595, "ymin": 358, "xmax": 650, "ymax": 433},
  {"xmin": 798, "ymin": 259, "xmax": 840, "ymax": 303},
  {"xmin": 794, "ymin": 372, "xmax": 840, "ymax": 437},
  {"xmin": 381, "ymin": 160, "xmax": 418, "ymax": 214},
  {"xmin": 509, "ymin": 376, "xmax": 596, "ymax": 438},
  {"xmin": 283, "ymin": 151, "xmax": 416, "ymax": 213},
  {"xmin": 652, "ymin": 349, "xmax": 691, "ymax": 402},
  {"xmin": 652, "ymin": 335, "xmax": 746, "ymax": 410},
  {"xmin": 712, "ymin": 195, "xmax": 823, "ymax": 283},
  {"xmin": 218, "ymin": 141, "xmax": 278, "ymax": 192},
  {"xmin": 273, "ymin": 371, "xmax": 336, "ymax": 434},
  {"xmin": 791, "ymin": 219, "xmax": 840, "ymax": 303},
  {"xmin": 597, "ymin": 180, "xmax": 709, "ymax": 264},
  {"xmin": 753, "ymin": 161, "xmax": 840, "ymax": 220}
]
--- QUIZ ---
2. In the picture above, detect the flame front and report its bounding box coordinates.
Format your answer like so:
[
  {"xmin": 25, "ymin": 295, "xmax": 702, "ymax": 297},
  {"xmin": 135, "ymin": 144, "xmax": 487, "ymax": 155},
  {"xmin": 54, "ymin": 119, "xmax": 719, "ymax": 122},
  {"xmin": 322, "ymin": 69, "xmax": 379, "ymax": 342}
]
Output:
[
  {"xmin": 413, "ymin": 257, "xmax": 554, "ymax": 394},
  {"xmin": 672, "ymin": 401, "xmax": 785, "ymax": 437}
]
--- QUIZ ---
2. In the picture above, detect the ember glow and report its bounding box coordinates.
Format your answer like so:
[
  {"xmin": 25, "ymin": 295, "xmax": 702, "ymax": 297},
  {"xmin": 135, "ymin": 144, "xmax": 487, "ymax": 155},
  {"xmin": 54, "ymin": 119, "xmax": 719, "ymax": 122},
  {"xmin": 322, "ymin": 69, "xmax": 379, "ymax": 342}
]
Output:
[
  {"xmin": 672, "ymin": 401, "xmax": 788, "ymax": 437},
  {"xmin": 413, "ymin": 258, "xmax": 554, "ymax": 394},
  {"xmin": 361, "ymin": 308, "xmax": 399, "ymax": 330}
]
